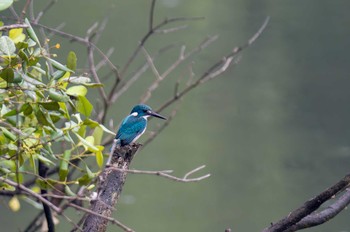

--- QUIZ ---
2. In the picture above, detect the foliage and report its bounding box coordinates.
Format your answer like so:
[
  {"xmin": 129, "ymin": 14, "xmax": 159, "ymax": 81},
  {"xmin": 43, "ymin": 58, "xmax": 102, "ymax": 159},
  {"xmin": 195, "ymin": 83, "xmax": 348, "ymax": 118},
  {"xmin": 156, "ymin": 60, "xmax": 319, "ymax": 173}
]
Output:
[{"xmin": 0, "ymin": 19, "xmax": 112, "ymax": 209}]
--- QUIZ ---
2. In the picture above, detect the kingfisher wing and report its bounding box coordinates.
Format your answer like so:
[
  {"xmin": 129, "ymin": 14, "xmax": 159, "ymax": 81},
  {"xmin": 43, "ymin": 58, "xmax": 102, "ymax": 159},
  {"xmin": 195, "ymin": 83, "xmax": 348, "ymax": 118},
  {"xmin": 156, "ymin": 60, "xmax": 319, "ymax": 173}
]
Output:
[{"xmin": 116, "ymin": 115, "xmax": 147, "ymax": 145}]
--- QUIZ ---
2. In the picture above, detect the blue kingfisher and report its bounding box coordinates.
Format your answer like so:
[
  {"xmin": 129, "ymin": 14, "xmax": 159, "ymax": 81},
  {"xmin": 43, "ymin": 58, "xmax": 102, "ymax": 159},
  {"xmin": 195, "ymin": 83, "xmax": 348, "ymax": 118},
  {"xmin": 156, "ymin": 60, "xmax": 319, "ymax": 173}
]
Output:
[{"xmin": 115, "ymin": 104, "xmax": 167, "ymax": 146}]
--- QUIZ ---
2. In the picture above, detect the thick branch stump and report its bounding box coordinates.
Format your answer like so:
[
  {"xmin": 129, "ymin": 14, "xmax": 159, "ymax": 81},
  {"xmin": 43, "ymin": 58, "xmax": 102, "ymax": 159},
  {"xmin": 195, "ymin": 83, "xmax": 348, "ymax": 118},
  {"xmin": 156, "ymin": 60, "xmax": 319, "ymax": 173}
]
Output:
[{"xmin": 82, "ymin": 143, "xmax": 141, "ymax": 232}]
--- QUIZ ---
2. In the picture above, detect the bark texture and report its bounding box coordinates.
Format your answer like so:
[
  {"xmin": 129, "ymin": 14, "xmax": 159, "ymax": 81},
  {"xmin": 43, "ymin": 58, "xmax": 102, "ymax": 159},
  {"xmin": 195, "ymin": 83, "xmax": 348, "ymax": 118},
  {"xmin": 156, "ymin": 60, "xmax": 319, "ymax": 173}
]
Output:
[{"xmin": 82, "ymin": 143, "xmax": 141, "ymax": 232}]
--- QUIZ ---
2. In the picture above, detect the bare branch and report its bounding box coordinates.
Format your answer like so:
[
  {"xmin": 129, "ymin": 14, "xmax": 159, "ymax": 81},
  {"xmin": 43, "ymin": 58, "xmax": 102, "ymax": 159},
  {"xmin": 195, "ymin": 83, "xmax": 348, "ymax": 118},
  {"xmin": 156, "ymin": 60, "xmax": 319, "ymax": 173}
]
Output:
[
  {"xmin": 149, "ymin": 0, "xmax": 156, "ymax": 31},
  {"xmin": 155, "ymin": 25, "xmax": 188, "ymax": 34},
  {"xmin": 143, "ymin": 106, "xmax": 179, "ymax": 147},
  {"xmin": 119, "ymin": 15, "xmax": 204, "ymax": 78},
  {"xmin": 87, "ymin": 42, "xmax": 108, "ymax": 104},
  {"xmin": 140, "ymin": 35, "xmax": 218, "ymax": 103},
  {"xmin": 262, "ymin": 173, "xmax": 350, "ymax": 232},
  {"xmin": 0, "ymin": 177, "xmax": 62, "ymax": 214},
  {"xmin": 69, "ymin": 203, "xmax": 134, "ymax": 232},
  {"xmin": 141, "ymin": 46, "xmax": 162, "ymax": 80},
  {"xmin": 107, "ymin": 164, "xmax": 211, "ymax": 183},
  {"xmin": 96, "ymin": 47, "xmax": 115, "ymax": 72},
  {"xmin": 284, "ymin": 188, "xmax": 350, "ymax": 232},
  {"xmin": 20, "ymin": 0, "xmax": 32, "ymax": 22},
  {"xmin": 0, "ymin": 24, "xmax": 29, "ymax": 31},
  {"xmin": 108, "ymin": 43, "xmax": 180, "ymax": 104},
  {"xmin": 156, "ymin": 16, "xmax": 270, "ymax": 114},
  {"xmin": 34, "ymin": 0, "xmax": 57, "ymax": 23}
]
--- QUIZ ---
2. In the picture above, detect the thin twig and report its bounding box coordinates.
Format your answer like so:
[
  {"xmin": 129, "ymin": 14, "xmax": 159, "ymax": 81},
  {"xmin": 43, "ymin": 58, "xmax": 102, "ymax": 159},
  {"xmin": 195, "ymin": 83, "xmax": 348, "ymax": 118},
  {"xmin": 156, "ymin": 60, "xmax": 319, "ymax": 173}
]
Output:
[
  {"xmin": 142, "ymin": 106, "xmax": 179, "ymax": 146},
  {"xmin": 20, "ymin": 0, "xmax": 32, "ymax": 22},
  {"xmin": 0, "ymin": 24, "xmax": 29, "ymax": 31},
  {"xmin": 119, "ymin": 16, "xmax": 204, "ymax": 77},
  {"xmin": 149, "ymin": 0, "xmax": 156, "ymax": 31},
  {"xmin": 87, "ymin": 42, "xmax": 108, "ymax": 104},
  {"xmin": 107, "ymin": 164, "xmax": 210, "ymax": 183},
  {"xmin": 140, "ymin": 35, "xmax": 218, "ymax": 103},
  {"xmin": 69, "ymin": 203, "xmax": 135, "ymax": 232},
  {"xmin": 156, "ymin": 16, "xmax": 270, "ymax": 114},
  {"xmin": 96, "ymin": 47, "xmax": 115, "ymax": 72},
  {"xmin": 107, "ymin": 43, "xmax": 179, "ymax": 105},
  {"xmin": 34, "ymin": 0, "xmax": 57, "ymax": 23},
  {"xmin": 0, "ymin": 177, "xmax": 62, "ymax": 214}
]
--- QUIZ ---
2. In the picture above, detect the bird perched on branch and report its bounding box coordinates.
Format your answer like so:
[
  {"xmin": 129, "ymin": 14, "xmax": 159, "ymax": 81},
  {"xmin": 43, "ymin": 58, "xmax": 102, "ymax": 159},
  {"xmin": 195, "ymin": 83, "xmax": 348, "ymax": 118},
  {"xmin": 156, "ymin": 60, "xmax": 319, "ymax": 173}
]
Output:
[
  {"xmin": 115, "ymin": 104, "xmax": 167, "ymax": 146},
  {"xmin": 107, "ymin": 104, "xmax": 166, "ymax": 165}
]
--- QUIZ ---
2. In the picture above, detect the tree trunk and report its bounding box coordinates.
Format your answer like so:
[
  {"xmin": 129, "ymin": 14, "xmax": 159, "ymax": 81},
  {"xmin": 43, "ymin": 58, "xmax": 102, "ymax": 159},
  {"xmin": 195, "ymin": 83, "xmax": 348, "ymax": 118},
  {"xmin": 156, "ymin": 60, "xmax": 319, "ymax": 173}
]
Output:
[{"xmin": 82, "ymin": 143, "xmax": 141, "ymax": 232}]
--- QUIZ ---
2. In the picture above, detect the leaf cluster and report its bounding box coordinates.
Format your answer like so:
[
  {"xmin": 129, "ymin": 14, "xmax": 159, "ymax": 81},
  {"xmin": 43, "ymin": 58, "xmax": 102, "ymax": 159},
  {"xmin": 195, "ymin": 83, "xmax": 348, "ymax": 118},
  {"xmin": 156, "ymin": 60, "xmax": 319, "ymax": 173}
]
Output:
[{"xmin": 0, "ymin": 20, "xmax": 112, "ymax": 203}]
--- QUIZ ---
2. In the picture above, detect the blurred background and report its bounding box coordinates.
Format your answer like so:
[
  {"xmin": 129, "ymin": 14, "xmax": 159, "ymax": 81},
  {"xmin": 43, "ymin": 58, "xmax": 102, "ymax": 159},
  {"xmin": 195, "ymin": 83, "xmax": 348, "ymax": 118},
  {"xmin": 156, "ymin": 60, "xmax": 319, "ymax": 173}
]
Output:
[{"xmin": 1, "ymin": 0, "xmax": 350, "ymax": 231}]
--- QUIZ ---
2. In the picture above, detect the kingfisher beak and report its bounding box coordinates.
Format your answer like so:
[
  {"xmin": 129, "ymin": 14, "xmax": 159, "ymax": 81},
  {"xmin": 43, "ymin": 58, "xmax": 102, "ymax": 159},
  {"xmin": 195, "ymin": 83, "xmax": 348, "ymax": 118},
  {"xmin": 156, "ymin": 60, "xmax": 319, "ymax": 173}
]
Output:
[{"xmin": 147, "ymin": 110, "xmax": 167, "ymax": 120}]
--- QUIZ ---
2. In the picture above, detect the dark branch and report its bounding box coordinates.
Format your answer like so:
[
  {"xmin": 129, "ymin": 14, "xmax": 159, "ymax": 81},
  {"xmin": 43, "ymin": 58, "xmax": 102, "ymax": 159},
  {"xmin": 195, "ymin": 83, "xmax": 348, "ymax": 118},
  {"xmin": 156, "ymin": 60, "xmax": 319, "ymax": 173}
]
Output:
[
  {"xmin": 82, "ymin": 144, "xmax": 141, "ymax": 232},
  {"xmin": 262, "ymin": 173, "xmax": 350, "ymax": 232},
  {"xmin": 38, "ymin": 161, "xmax": 55, "ymax": 232},
  {"xmin": 284, "ymin": 188, "xmax": 350, "ymax": 232}
]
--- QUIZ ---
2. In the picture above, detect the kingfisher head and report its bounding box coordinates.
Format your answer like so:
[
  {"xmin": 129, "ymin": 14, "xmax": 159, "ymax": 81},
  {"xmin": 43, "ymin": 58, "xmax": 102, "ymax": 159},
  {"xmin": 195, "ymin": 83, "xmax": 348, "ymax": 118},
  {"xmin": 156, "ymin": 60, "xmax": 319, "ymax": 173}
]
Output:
[{"xmin": 130, "ymin": 104, "xmax": 167, "ymax": 120}]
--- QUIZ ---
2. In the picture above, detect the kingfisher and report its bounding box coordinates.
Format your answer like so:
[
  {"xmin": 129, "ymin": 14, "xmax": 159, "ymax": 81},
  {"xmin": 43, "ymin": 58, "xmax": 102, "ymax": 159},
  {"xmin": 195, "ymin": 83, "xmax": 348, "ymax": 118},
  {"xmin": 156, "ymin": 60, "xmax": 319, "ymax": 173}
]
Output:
[{"xmin": 115, "ymin": 104, "xmax": 167, "ymax": 146}]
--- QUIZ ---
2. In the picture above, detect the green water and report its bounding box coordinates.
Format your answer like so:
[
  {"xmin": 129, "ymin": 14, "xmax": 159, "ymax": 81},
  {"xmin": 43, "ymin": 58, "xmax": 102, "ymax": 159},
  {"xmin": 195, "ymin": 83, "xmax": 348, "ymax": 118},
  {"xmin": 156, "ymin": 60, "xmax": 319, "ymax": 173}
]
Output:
[{"xmin": 1, "ymin": 0, "xmax": 350, "ymax": 231}]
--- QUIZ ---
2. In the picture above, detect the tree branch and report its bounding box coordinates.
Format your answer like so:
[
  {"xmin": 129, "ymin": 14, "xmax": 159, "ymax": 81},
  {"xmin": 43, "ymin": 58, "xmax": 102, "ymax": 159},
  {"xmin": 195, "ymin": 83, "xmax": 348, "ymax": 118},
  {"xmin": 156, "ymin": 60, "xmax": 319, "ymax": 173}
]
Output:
[
  {"xmin": 38, "ymin": 160, "xmax": 55, "ymax": 232},
  {"xmin": 262, "ymin": 173, "xmax": 350, "ymax": 232},
  {"xmin": 82, "ymin": 144, "xmax": 141, "ymax": 232},
  {"xmin": 284, "ymin": 188, "xmax": 350, "ymax": 232},
  {"xmin": 0, "ymin": 177, "xmax": 62, "ymax": 214},
  {"xmin": 0, "ymin": 24, "xmax": 29, "ymax": 31},
  {"xmin": 106, "ymin": 164, "xmax": 210, "ymax": 183}
]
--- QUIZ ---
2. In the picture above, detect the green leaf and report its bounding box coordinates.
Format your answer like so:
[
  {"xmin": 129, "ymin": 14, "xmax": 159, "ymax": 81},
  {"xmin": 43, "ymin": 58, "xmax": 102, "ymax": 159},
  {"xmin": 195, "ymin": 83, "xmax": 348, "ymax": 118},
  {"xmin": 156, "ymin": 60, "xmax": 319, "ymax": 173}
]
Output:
[
  {"xmin": 22, "ymin": 74, "xmax": 45, "ymax": 86},
  {"xmin": 21, "ymin": 196, "xmax": 42, "ymax": 209},
  {"xmin": 8, "ymin": 196, "xmax": 20, "ymax": 212},
  {"xmin": 92, "ymin": 126, "xmax": 103, "ymax": 145},
  {"xmin": 48, "ymin": 89, "xmax": 70, "ymax": 102},
  {"xmin": 58, "ymin": 102, "xmax": 70, "ymax": 119},
  {"xmin": 46, "ymin": 57, "xmax": 74, "ymax": 73},
  {"xmin": 66, "ymin": 51, "xmax": 77, "ymax": 71},
  {"xmin": 78, "ymin": 165, "xmax": 95, "ymax": 186},
  {"xmin": 52, "ymin": 70, "xmax": 66, "ymax": 80},
  {"xmin": 0, "ymin": 67, "xmax": 14, "ymax": 82},
  {"xmin": 95, "ymin": 150, "xmax": 103, "ymax": 168},
  {"xmin": 68, "ymin": 76, "xmax": 91, "ymax": 84},
  {"xmin": 35, "ymin": 106, "xmax": 56, "ymax": 129},
  {"xmin": 77, "ymin": 125, "xmax": 86, "ymax": 137},
  {"xmin": 83, "ymin": 118, "xmax": 99, "ymax": 127},
  {"xmin": 0, "ymin": 159, "xmax": 16, "ymax": 171},
  {"xmin": 99, "ymin": 124, "xmax": 116, "ymax": 136},
  {"xmin": 9, "ymin": 28, "xmax": 26, "ymax": 43},
  {"xmin": 31, "ymin": 65, "xmax": 46, "ymax": 75},
  {"xmin": 64, "ymin": 185, "xmax": 76, "ymax": 196},
  {"xmin": 0, "ymin": 0, "xmax": 13, "ymax": 11},
  {"xmin": 76, "ymin": 95, "xmax": 93, "ymax": 117},
  {"xmin": 0, "ymin": 182, "xmax": 15, "ymax": 191},
  {"xmin": 3, "ymin": 109, "xmax": 17, "ymax": 117},
  {"xmin": 16, "ymin": 41, "xmax": 28, "ymax": 50},
  {"xmin": 59, "ymin": 150, "xmax": 71, "ymax": 181},
  {"xmin": 24, "ymin": 18, "xmax": 40, "ymax": 46},
  {"xmin": 21, "ymin": 103, "xmax": 33, "ymax": 116},
  {"xmin": 36, "ymin": 154, "xmax": 55, "ymax": 166},
  {"xmin": 78, "ymin": 174, "xmax": 91, "ymax": 186},
  {"xmin": 1, "ymin": 127, "xmax": 16, "ymax": 141},
  {"xmin": 39, "ymin": 102, "xmax": 60, "ymax": 111},
  {"xmin": 81, "ymin": 82, "xmax": 104, "ymax": 88},
  {"xmin": 74, "ymin": 133, "xmax": 99, "ymax": 152},
  {"xmin": 0, "ymin": 36, "xmax": 15, "ymax": 56},
  {"xmin": 66, "ymin": 85, "xmax": 87, "ymax": 97}
]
